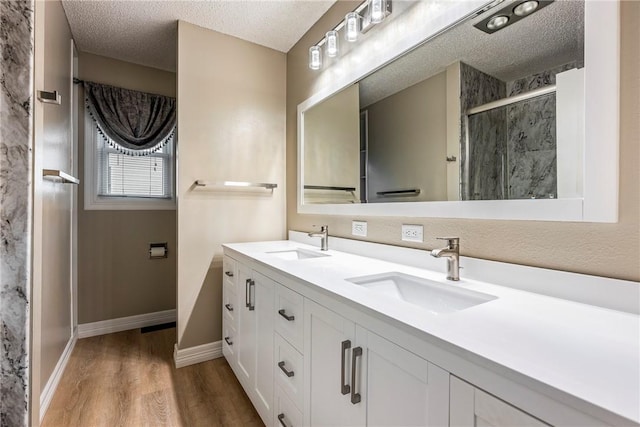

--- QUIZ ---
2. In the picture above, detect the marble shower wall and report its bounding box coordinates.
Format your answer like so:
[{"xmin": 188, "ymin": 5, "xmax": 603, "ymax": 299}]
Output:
[
  {"xmin": 462, "ymin": 62, "xmax": 581, "ymax": 200},
  {"xmin": 459, "ymin": 62, "xmax": 506, "ymax": 200},
  {"xmin": 0, "ymin": 1, "xmax": 34, "ymax": 426},
  {"xmin": 506, "ymin": 62, "xmax": 581, "ymax": 199}
]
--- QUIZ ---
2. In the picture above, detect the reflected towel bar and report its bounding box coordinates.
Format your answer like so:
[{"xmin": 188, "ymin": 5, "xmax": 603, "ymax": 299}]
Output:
[
  {"xmin": 43, "ymin": 169, "xmax": 80, "ymax": 184},
  {"xmin": 194, "ymin": 180, "xmax": 277, "ymax": 189},
  {"xmin": 466, "ymin": 85, "xmax": 556, "ymax": 116},
  {"xmin": 377, "ymin": 189, "xmax": 421, "ymax": 197},
  {"xmin": 304, "ymin": 185, "xmax": 356, "ymax": 192}
]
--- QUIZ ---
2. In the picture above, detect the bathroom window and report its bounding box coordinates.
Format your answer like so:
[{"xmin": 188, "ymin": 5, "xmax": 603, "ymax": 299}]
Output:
[{"xmin": 84, "ymin": 114, "xmax": 176, "ymax": 210}]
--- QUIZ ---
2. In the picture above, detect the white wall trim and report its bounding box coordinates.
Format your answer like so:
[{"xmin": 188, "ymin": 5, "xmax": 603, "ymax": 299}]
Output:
[
  {"xmin": 77, "ymin": 309, "xmax": 176, "ymax": 338},
  {"xmin": 173, "ymin": 341, "xmax": 223, "ymax": 369},
  {"xmin": 40, "ymin": 333, "xmax": 77, "ymax": 423}
]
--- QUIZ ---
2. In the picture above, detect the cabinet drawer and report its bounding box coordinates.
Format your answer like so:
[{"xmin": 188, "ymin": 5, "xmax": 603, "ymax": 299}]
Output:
[
  {"xmin": 274, "ymin": 333, "xmax": 304, "ymax": 410},
  {"xmin": 275, "ymin": 284, "xmax": 304, "ymax": 351},
  {"xmin": 274, "ymin": 385, "xmax": 303, "ymax": 427},
  {"xmin": 222, "ymin": 319, "xmax": 237, "ymax": 365},
  {"xmin": 223, "ymin": 281, "xmax": 237, "ymax": 326},
  {"xmin": 223, "ymin": 255, "xmax": 237, "ymax": 291}
]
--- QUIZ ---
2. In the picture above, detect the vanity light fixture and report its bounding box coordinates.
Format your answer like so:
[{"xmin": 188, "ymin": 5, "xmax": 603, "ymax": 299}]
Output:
[
  {"xmin": 474, "ymin": 0, "xmax": 552, "ymax": 34},
  {"xmin": 345, "ymin": 12, "xmax": 361, "ymax": 42},
  {"xmin": 369, "ymin": 0, "xmax": 387, "ymax": 24},
  {"xmin": 309, "ymin": 46, "xmax": 322, "ymax": 70},
  {"xmin": 308, "ymin": 0, "xmax": 392, "ymax": 70},
  {"xmin": 325, "ymin": 30, "xmax": 339, "ymax": 57}
]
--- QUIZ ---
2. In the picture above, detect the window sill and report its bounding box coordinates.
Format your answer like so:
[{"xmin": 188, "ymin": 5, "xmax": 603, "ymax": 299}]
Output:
[{"xmin": 84, "ymin": 195, "xmax": 176, "ymax": 211}]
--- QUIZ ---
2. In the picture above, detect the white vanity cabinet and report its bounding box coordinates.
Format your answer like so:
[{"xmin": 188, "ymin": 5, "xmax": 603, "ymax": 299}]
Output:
[
  {"xmin": 450, "ymin": 376, "xmax": 551, "ymax": 427},
  {"xmin": 234, "ymin": 263, "xmax": 276, "ymax": 424},
  {"xmin": 304, "ymin": 299, "xmax": 450, "ymax": 427}
]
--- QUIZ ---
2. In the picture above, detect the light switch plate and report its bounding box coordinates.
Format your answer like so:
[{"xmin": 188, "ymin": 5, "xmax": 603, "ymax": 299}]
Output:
[
  {"xmin": 401, "ymin": 224, "xmax": 423, "ymax": 242},
  {"xmin": 352, "ymin": 220, "xmax": 367, "ymax": 237}
]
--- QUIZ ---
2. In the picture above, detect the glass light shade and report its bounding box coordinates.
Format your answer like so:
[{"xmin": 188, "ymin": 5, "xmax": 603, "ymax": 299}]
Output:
[
  {"xmin": 345, "ymin": 12, "xmax": 361, "ymax": 42},
  {"xmin": 513, "ymin": 0, "xmax": 539, "ymax": 16},
  {"xmin": 309, "ymin": 46, "xmax": 322, "ymax": 70},
  {"xmin": 325, "ymin": 30, "xmax": 339, "ymax": 57},
  {"xmin": 370, "ymin": 0, "xmax": 386, "ymax": 24},
  {"xmin": 486, "ymin": 15, "xmax": 509, "ymax": 30}
]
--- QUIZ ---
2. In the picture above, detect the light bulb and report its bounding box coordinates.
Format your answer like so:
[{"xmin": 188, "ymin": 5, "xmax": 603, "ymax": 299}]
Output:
[
  {"xmin": 370, "ymin": 0, "xmax": 386, "ymax": 24},
  {"xmin": 325, "ymin": 30, "xmax": 339, "ymax": 57},
  {"xmin": 513, "ymin": 0, "xmax": 539, "ymax": 16},
  {"xmin": 345, "ymin": 12, "xmax": 360, "ymax": 42},
  {"xmin": 486, "ymin": 15, "xmax": 509, "ymax": 30},
  {"xmin": 309, "ymin": 46, "xmax": 322, "ymax": 70}
]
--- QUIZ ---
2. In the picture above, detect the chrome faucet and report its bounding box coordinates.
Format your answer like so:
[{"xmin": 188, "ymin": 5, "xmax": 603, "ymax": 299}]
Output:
[
  {"xmin": 308, "ymin": 225, "xmax": 329, "ymax": 251},
  {"xmin": 430, "ymin": 237, "xmax": 460, "ymax": 281}
]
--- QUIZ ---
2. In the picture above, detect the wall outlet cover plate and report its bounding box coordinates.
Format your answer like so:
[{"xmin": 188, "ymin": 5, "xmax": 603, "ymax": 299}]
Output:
[
  {"xmin": 352, "ymin": 220, "xmax": 367, "ymax": 237},
  {"xmin": 401, "ymin": 224, "xmax": 423, "ymax": 242}
]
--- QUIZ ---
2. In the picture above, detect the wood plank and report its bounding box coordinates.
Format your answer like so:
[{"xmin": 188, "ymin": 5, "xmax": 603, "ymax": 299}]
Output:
[{"xmin": 41, "ymin": 328, "xmax": 262, "ymax": 427}]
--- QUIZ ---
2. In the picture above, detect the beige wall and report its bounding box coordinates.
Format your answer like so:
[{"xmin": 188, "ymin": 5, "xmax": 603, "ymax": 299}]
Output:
[
  {"xmin": 287, "ymin": 1, "xmax": 640, "ymax": 281},
  {"xmin": 32, "ymin": 0, "xmax": 74, "ymax": 422},
  {"xmin": 304, "ymin": 83, "xmax": 360, "ymax": 203},
  {"xmin": 77, "ymin": 52, "xmax": 177, "ymax": 324},
  {"xmin": 367, "ymin": 71, "xmax": 447, "ymax": 203},
  {"xmin": 177, "ymin": 21, "xmax": 286, "ymax": 349}
]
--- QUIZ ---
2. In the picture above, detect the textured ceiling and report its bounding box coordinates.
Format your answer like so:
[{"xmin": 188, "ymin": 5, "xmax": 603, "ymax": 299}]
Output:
[
  {"xmin": 360, "ymin": 0, "xmax": 584, "ymax": 107},
  {"xmin": 61, "ymin": 0, "xmax": 337, "ymax": 71}
]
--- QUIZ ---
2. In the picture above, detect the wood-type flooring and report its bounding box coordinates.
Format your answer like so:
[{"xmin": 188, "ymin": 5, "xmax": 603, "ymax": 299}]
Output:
[{"xmin": 41, "ymin": 328, "xmax": 262, "ymax": 427}]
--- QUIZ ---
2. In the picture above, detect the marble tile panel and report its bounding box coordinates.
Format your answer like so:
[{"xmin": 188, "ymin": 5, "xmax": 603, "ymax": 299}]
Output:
[{"xmin": 0, "ymin": 1, "xmax": 34, "ymax": 426}]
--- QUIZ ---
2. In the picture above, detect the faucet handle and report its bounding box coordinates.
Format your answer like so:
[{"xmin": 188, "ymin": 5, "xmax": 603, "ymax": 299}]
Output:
[
  {"xmin": 436, "ymin": 237, "xmax": 459, "ymax": 247},
  {"xmin": 313, "ymin": 224, "xmax": 328, "ymax": 232}
]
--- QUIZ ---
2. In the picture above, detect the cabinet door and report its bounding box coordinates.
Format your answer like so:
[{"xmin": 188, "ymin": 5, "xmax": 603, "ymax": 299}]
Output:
[
  {"xmin": 450, "ymin": 376, "xmax": 551, "ymax": 427},
  {"xmin": 357, "ymin": 326, "xmax": 449, "ymax": 427},
  {"xmin": 236, "ymin": 264, "xmax": 255, "ymax": 385},
  {"xmin": 253, "ymin": 270, "xmax": 276, "ymax": 422},
  {"xmin": 304, "ymin": 300, "xmax": 365, "ymax": 427}
]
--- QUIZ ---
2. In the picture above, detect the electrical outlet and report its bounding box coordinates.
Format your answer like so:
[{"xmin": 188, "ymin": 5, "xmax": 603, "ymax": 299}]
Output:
[
  {"xmin": 401, "ymin": 224, "xmax": 423, "ymax": 242},
  {"xmin": 352, "ymin": 220, "xmax": 367, "ymax": 237}
]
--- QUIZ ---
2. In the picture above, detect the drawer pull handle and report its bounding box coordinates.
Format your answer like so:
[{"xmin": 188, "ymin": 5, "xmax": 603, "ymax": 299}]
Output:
[
  {"xmin": 224, "ymin": 336, "xmax": 233, "ymax": 346},
  {"xmin": 278, "ymin": 361, "xmax": 295, "ymax": 377},
  {"xmin": 277, "ymin": 413, "xmax": 291, "ymax": 427},
  {"xmin": 351, "ymin": 346, "xmax": 362, "ymax": 404},
  {"xmin": 248, "ymin": 280, "xmax": 255, "ymax": 311},
  {"xmin": 225, "ymin": 303, "xmax": 233, "ymax": 312},
  {"xmin": 341, "ymin": 340, "xmax": 351, "ymax": 395},
  {"xmin": 225, "ymin": 271, "xmax": 234, "ymax": 277},
  {"xmin": 245, "ymin": 279, "xmax": 251, "ymax": 308},
  {"xmin": 278, "ymin": 309, "xmax": 295, "ymax": 321}
]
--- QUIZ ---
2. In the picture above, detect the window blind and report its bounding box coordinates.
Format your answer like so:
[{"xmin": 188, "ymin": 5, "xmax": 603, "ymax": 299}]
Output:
[{"xmin": 96, "ymin": 129, "xmax": 173, "ymax": 199}]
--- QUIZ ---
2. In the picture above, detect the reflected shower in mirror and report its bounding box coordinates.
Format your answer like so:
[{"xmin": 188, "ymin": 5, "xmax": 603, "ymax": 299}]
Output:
[{"xmin": 301, "ymin": 0, "xmax": 585, "ymax": 204}]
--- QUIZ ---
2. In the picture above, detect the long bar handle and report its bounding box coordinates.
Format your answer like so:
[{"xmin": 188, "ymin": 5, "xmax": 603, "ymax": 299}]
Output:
[
  {"xmin": 277, "ymin": 413, "xmax": 290, "ymax": 427},
  {"xmin": 350, "ymin": 346, "xmax": 362, "ymax": 404},
  {"xmin": 225, "ymin": 271, "xmax": 234, "ymax": 277},
  {"xmin": 278, "ymin": 309, "xmax": 295, "ymax": 321},
  {"xmin": 225, "ymin": 303, "xmax": 233, "ymax": 312},
  {"xmin": 341, "ymin": 340, "xmax": 351, "ymax": 395},
  {"xmin": 245, "ymin": 279, "xmax": 251, "ymax": 308},
  {"xmin": 224, "ymin": 336, "xmax": 233, "ymax": 346},
  {"xmin": 278, "ymin": 361, "xmax": 295, "ymax": 377},
  {"xmin": 248, "ymin": 280, "xmax": 255, "ymax": 311}
]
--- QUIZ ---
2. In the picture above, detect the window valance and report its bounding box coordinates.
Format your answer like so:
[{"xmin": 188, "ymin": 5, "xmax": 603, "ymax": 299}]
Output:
[{"xmin": 84, "ymin": 81, "xmax": 176, "ymax": 156}]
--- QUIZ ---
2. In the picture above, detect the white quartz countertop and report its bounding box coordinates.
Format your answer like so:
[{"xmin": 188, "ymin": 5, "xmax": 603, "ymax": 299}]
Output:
[{"xmin": 223, "ymin": 240, "xmax": 640, "ymax": 425}]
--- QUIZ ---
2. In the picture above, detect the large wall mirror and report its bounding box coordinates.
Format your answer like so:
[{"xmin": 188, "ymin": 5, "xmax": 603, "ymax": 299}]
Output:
[{"xmin": 297, "ymin": 0, "xmax": 619, "ymax": 222}]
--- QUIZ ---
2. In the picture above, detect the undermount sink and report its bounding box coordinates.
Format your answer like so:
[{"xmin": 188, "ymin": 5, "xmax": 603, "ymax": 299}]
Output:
[
  {"xmin": 266, "ymin": 248, "xmax": 330, "ymax": 260},
  {"xmin": 346, "ymin": 272, "xmax": 496, "ymax": 314}
]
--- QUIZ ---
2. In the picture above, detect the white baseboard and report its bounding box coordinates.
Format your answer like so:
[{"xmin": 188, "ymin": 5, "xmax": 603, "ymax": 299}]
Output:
[
  {"xmin": 77, "ymin": 309, "xmax": 176, "ymax": 338},
  {"xmin": 174, "ymin": 341, "xmax": 223, "ymax": 369},
  {"xmin": 40, "ymin": 333, "xmax": 78, "ymax": 422}
]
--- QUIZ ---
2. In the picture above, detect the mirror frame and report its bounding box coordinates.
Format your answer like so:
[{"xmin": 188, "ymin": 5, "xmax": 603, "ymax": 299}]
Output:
[{"xmin": 297, "ymin": 0, "xmax": 619, "ymax": 222}]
